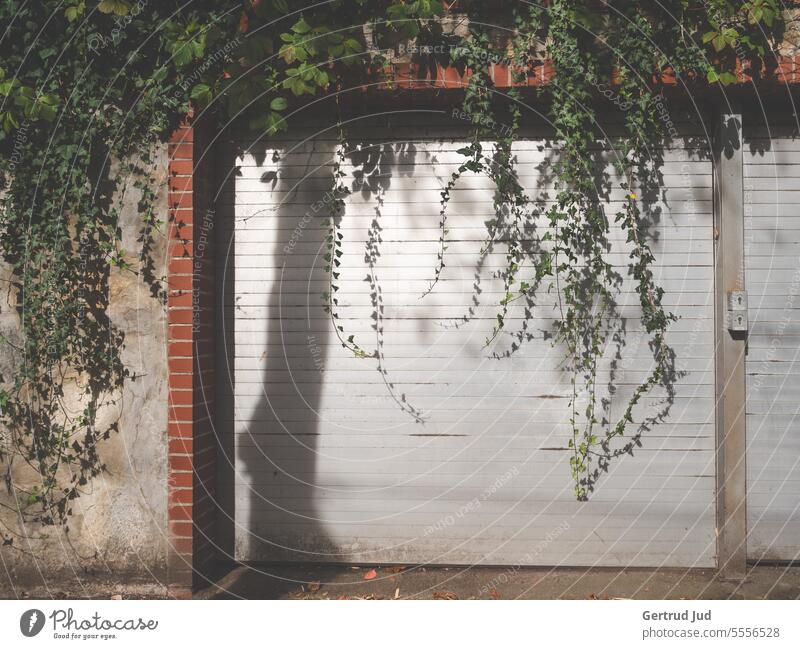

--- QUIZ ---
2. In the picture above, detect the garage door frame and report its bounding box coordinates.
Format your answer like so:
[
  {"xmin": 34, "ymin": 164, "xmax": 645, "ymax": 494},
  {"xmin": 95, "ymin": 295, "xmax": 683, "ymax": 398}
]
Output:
[{"xmin": 163, "ymin": 100, "xmax": 772, "ymax": 593}]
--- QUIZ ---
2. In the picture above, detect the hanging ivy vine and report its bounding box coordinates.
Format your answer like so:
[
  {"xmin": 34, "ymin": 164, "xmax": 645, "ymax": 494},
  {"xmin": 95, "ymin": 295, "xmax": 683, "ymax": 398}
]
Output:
[{"xmin": 0, "ymin": 0, "xmax": 786, "ymax": 541}]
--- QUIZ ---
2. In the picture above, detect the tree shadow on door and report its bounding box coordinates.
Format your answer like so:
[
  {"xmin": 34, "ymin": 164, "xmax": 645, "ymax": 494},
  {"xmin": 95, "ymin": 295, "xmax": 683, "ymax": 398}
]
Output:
[{"xmin": 229, "ymin": 134, "xmax": 414, "ymax": 568}]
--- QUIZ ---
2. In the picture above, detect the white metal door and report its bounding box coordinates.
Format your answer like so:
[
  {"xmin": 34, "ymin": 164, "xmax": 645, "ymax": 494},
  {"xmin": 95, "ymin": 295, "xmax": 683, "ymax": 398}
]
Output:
[{"xmin": 219, "ymin": 119, "xmax": 716, "ymax": 567}]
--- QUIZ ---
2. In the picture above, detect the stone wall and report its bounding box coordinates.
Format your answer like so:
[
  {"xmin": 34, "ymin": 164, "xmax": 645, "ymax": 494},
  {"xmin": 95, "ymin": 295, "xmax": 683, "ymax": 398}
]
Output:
[{"xmin": 0, "ymin": 147, "xmax": 170, "ymax": 595}]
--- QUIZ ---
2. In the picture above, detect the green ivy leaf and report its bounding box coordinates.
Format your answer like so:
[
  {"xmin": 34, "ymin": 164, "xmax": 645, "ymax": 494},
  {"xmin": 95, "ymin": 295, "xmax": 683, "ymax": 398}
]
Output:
[
  {"xmin": 344, "ymin": 38, "xmax": 364, "ymax": 53},
  {"xmin": 283, "ymin": 75, "xmax": 313, "ymax": 96},
  {"xmin": 292, "ymin": 17, "xmax": 312, "ymax": 34},
  {"xmin": 98, "ymin": 0, "xmax": 131, "ymax": 16},
  {"xmin": 2, "ymin": 111, "xmax": 19, "ymax": 133},
  {"xmin": 65, "ymin": 2, "xmax": 86, "ymax": 22},
  {"xmin": 270, "ymin": 97, "xmax": 288, "ymax": 111},
  {"xmin": 190, "ymin": 83, "xmax": 212, "ymax": 107}
]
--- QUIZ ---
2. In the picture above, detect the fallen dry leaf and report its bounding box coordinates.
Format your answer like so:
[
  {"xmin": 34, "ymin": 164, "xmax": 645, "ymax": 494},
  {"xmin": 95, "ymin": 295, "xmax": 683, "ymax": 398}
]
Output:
[
  {"xmin": 385, "ymin": 566, "xmax": 407, "ymax": 574},
  {"xmin": 489, "ymin": 588, "xmax": 500, "ymax": 599},
  {"xmin": 394, "ymin": 587, "xmax": 400, "ymax": 600},
  {"xmin": 433, "ymin": 591, "xmax": 458, "ymax": 600},
  {"xmin": 363, "ymin": 569, "xmax": 378, "ymax": 580},
  {"xmin": 308, "ymin": 581, "xmax": 321, "ymax": 592}
]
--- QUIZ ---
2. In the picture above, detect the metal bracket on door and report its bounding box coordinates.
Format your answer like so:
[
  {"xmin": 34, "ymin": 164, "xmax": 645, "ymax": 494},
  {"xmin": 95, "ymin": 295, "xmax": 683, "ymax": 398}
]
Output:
[{"xmin": 727, "ymin": 290, "xmax": 748, "ymax": 332}]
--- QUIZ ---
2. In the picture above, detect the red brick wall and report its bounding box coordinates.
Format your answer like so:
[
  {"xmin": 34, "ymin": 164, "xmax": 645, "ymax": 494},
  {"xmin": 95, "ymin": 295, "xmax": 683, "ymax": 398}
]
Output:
[
  {"xmin": 385, "ymin": 57, "xmax": 800, "ymax": 89},
  {"xmin": 167, "ymin": 119, "xmax": 217, "ymax": 597}
]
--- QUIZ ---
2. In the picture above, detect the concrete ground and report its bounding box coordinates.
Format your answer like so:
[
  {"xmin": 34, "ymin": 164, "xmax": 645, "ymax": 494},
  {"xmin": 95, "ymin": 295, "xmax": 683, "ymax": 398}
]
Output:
[
  {"xmin": 1, "ymin": 577, "xmax": 167, "ymax": 600},
  {"xmin": 198, "ymin": 564, "xmax": 800, "ymax": 600},
  {"xmin": 5, "ymin": 564, "xmax": 799, "ymax": 599}
]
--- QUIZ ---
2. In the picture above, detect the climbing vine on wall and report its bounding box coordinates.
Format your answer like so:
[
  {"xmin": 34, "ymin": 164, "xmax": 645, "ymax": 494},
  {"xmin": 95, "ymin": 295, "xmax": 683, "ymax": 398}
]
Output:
[{"xmin": 0, "ymin": 0, "xmax": 786, "ymax": 540}]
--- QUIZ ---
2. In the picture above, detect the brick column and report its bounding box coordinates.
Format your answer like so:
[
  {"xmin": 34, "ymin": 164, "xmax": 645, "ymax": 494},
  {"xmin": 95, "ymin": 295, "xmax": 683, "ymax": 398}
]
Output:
[{"xmin": 167, "ymin": 119, "xmax": 217, "ymax": 596}]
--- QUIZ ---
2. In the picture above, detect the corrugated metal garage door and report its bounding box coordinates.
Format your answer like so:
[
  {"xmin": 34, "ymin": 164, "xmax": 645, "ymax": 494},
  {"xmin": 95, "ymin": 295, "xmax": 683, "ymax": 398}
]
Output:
[
  {"xmin": 218, "ymin": 118, "xmax": 716, "ymax": 567},
  {"xmin": 745, "ymin": 125, "xmax": 800, "ymax": 562}
]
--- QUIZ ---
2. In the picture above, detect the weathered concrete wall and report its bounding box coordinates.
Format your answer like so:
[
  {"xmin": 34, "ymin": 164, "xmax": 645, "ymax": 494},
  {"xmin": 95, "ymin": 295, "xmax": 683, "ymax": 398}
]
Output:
[{"xmin": 0, "ymin": 147, "xmax": 169, "ymax": 595}]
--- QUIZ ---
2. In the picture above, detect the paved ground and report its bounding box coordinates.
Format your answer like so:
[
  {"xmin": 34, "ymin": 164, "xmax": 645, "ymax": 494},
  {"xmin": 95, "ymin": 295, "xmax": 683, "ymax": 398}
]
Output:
[
  {"xmin": 1, "ymin": 577, "xmax": 167, "ymax": 600},
  {"xmin": 5, "ymin": 564, "xmax": 799, "ymax": 599},
  {"xmin": 199, "ymin": 564, "xmax": 800, "ymax": 600}
]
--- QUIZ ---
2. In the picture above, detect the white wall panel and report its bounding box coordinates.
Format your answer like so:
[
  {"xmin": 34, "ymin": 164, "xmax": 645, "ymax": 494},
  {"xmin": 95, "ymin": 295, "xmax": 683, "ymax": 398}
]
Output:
[{"xmin": 745, "ymin": 127, "xmax": 800, "ymax": 562}]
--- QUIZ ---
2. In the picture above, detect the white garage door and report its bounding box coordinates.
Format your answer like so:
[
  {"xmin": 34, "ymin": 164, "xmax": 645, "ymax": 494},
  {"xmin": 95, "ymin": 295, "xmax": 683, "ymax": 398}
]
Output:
[
  {"xmin": 745, "ymin": 125, "xmax": 800, "ymax": 562},
  {"xmin": 218, "ymin": 118, "xmax": 716, "ymax": 567}
]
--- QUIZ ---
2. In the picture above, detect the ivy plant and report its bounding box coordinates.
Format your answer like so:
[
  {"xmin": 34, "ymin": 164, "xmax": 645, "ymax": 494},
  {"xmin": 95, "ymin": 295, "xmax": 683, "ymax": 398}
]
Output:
[{"xmin": 0, "ymin": 0, "xmax": 786, "ymax": 546}]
